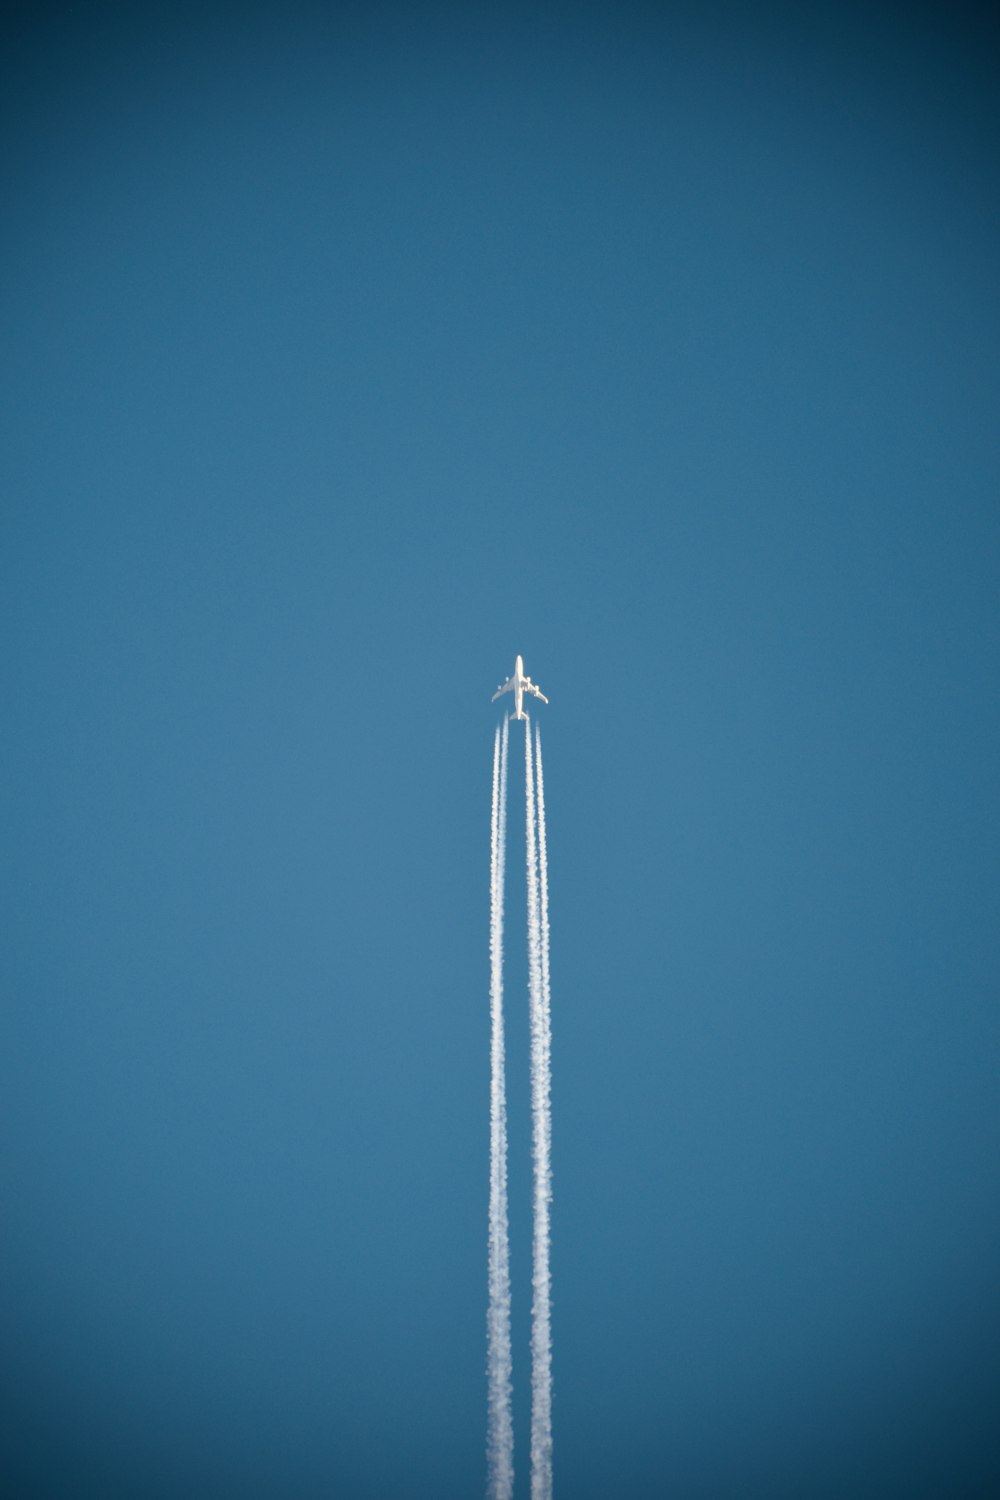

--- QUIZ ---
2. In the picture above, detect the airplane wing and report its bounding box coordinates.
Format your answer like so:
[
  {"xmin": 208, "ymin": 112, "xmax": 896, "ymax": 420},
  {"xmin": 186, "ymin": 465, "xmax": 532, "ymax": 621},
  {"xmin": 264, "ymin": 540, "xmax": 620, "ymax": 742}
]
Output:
[
  {"xmin": 492, "ymin": 678, "xmax": 515, "ymax": 701},
  {"xmin": 525, "ymin": 682, "xmax": 549, "ymax": 704}
]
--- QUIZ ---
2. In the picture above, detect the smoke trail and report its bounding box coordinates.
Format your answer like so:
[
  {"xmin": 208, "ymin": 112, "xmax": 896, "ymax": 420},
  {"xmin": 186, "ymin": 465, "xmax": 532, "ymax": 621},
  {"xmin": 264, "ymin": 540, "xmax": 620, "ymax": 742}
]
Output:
[
  {"xmin": 487, "ymin": 717, "xmax": 513, "ymax": 1500},
  {"xmin": 534, "ymin": 722, "xmax": 553, "ymax": 1090},
  {"xmin": 524, "ymin": 721, "xmax": 553, "ymax": 1500},
  {"xmin": 534, "ymin": 723, "xmax": 554, "ymax": 1498}
]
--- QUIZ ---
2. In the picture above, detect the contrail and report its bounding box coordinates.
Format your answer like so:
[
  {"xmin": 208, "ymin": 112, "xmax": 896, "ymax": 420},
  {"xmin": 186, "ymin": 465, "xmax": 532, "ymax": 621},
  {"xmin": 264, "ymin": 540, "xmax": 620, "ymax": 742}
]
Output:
[
  {"xmin": 487, "ymin": 716, "xmax": 513, "ymax": 1500},
  {"xmin": 534, "ymin": 724, "xmax": 554, "ymax": 1500},
  {"xmin": 535, "ymin": 722, "xmax": 553, "ymax": 1094},
  {"xmin": 524, "ymin": 720, "xmax": 553, "ymax": 1500},
  {"xmin": 535, "ymin": 722, "xmax": 554, "ymax": 1292}
]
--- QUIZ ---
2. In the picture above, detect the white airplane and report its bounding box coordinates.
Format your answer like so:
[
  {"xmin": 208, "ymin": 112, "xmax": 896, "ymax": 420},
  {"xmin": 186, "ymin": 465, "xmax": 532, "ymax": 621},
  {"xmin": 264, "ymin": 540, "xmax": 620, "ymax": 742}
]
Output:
[{"xmin": 492, "ymin": 655, "xmax": 549, "ymax": 720}]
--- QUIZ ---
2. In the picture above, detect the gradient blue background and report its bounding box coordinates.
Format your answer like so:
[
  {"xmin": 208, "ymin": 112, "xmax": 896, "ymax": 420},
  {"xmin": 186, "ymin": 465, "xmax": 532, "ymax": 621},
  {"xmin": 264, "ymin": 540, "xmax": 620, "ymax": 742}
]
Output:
[{"xmin": 3, "ymin": 2, "xmax": 999, "ymax": 1495}]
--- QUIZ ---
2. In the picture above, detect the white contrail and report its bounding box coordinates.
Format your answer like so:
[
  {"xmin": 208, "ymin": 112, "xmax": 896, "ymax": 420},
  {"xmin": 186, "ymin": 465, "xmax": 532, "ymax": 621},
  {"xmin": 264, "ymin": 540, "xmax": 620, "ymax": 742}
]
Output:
[
  {"xmin": 535, "ymin": 722, "xmax": 553, "ymax": 1092},
  {"xmin": 487, "ymin": 716, "xmax": 513, "ymax": 1500},
  {"xmin": 535, "ymin": 722, "xmax": 554, "ymax": 1278},
  {"xmin": 534, "ymin": 724, "xmax": 554, "ymax": 1498},
  {"xmin": 524, "ymin": 720, "xmax": 553, "ymax": 1500}
]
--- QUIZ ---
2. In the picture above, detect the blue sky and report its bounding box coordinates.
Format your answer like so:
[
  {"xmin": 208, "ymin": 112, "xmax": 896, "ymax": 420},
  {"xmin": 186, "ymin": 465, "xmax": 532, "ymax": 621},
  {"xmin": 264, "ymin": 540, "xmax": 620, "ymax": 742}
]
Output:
[{"xmin": 3, "ymin": 3, "xmax": 999, "ymax": 1496}]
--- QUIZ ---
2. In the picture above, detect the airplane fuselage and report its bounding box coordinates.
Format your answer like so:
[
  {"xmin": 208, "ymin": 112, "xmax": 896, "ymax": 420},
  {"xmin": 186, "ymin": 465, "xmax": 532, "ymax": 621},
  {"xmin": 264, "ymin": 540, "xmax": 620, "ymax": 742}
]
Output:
[{"xmin": 512, "ymin": 654, "xmax": 527, "ymax": 720}]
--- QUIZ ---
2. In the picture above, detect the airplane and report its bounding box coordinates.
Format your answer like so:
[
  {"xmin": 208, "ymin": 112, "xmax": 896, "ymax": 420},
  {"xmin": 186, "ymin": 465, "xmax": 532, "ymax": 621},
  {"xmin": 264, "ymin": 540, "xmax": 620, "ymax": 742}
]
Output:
[{"xmin": 492, "ymin": 655, "xmax": 548, "ymax": 720}]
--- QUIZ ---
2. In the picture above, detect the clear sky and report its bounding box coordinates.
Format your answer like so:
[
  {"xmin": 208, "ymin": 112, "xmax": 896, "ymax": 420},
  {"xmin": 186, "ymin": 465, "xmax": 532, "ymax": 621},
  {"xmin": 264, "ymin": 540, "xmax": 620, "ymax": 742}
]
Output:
[{"xmin": 3, "ymin": 3, "xmax": 999, "ymax": 1496}]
